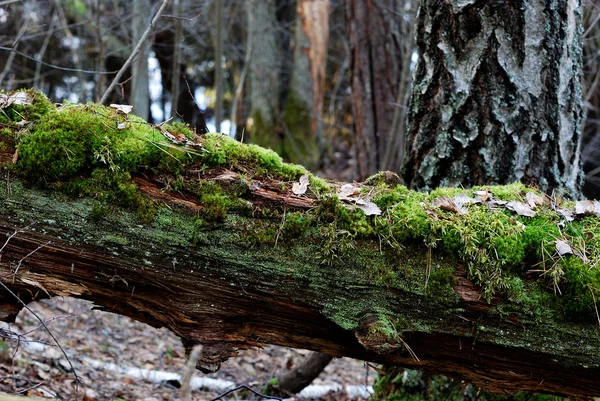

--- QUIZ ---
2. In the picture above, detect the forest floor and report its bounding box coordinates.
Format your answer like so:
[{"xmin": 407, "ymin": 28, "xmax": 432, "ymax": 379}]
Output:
[{"xmin": 0, "ymin": 297, "xmax": 378, "ymax": 401}]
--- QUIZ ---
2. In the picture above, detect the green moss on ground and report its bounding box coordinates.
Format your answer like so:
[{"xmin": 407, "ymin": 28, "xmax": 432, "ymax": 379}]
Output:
[{"xmin": 2, "ymin": 90, "xmax": 600, "ymax": 327}]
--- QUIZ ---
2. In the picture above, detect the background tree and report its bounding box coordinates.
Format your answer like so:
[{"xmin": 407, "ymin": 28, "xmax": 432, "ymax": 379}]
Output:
[{"xmin": 402, "ymin": 0, "xmax": 583, "ymax": 197}]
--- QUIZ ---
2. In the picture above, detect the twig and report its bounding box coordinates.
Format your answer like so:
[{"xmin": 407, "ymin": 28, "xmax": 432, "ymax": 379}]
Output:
[
  {"xmin": 0, "ymin": 47, "xmax": 118, "ymax": 75},
  {"xmin": 0, "ymin": 8, "xmax": 32, "ymax": 87},
  {"xmin": 0, "ymin": 281, "xmax": 81, "ymax": 399},
  {"xmin": 100, "ymin": 0, "xmax": 171, "ymax": 104},
  {"xmin": 0, "ymin": 226, "xmax": 80, "ymax": 397},
  {"xmin": 590, "ymin": 286, "xmax": 600, "ymax": 328},
  {"xmin": 33, "ymin": 9, "xmax": 57, "ymax": 89},
  {"xmin": 12, "ymin": 241, "xmax": 51, "ymax": 279},
  {"xmin": 209, "ymin": 384, "xmax": 283, "ymax": 401},
  {"xmin": 183, "ymin": 76, "xmax": 210, "ymax": 134},
  {"xmin": 180, "ymin": 344, "xmax": 202, "ymax": 401}
]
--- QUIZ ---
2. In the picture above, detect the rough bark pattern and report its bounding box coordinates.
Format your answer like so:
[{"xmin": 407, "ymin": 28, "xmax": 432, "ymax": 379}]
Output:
[
  {"xmin": 248, "ymin": 0, "xmax": 281, "ymax": 149},
  {"xmin": 403, "ymin": 0, "xmax": 583, "ymax": 197},
  {"xmin": 346, "ymin": 0, "xmax": 402, "ymax": 179}
]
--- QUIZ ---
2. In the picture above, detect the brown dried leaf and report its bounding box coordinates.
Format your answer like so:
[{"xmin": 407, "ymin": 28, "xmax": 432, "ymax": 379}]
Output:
[
  {"xmin": 355, "ymin": 199, "xmax": 381, "ymax": 216},
  {"xmin": 526, "ymin": 192, "xmax": 545, "ymax": 208},
  {"xmin": 338, "ymin": 183, "xmax": 360, "ymax": 200},
  {"xmin": 434, "ymin": 196, "xmax": 466, "ymax": 214},
  {"xmin": 292, "ymin": 174, "xmax": 310, "ymax": 195},
  {"xmin": 506, "ymin": 201, "xmax": 536, "ymax": 217},
  {"xmin": 473, "ymin": 190, "xmax": 490, "ymax": 202}
]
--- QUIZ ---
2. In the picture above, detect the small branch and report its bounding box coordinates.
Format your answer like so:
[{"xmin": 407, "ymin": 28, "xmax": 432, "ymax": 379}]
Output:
[
  {"xmin": 180, "ymin": 344, "xmax": 202, "ymax": 401},
  {"xmin": 100, "ymin": 0, "xmax": 170, "ymax": 105}
]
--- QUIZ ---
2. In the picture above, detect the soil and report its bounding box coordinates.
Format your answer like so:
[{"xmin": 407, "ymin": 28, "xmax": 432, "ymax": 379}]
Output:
[{"xmin": 0, "ymin": 297, "xmax": 378, "ymax": 400}]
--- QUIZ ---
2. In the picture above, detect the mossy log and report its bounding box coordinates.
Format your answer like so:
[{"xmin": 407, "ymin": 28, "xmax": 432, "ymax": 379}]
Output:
[{"xmin": 0, "ymin": 90, "xmax": 599, "ymax": 397}]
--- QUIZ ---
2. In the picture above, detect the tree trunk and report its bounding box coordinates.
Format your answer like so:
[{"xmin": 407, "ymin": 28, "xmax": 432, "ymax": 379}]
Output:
[
  {"xmin": 131, "ymin": 0, "xmax": 151, "ymax": 121},
  {"xmin": 282, "ymin": 0, "xmax": 330, "ymax": 169},
  {"xmin": 403, "ymin": 0, "xmax": 583, "ymax": 197},
  {"xmin": 248, "ymin": 0, "xmax": 281, "ymax": 151},
  {"xmin": 1, "ymin": 93, "xmax": 600, "ymax": 398},
  {"xmin": 346, "ymin": 0, "xmax": 408, "ymax": 179}
]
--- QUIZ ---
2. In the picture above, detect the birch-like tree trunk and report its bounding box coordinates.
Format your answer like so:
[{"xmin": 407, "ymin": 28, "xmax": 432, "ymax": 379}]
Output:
[{"xmin": 403, "ymin": 0, "xmax": 583, "ymax": 197}]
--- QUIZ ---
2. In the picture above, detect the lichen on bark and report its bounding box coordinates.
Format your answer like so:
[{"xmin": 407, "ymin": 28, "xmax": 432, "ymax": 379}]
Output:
[{"xmin": 403, "ymin": 0, "xmax": 584, "ymax": 198}]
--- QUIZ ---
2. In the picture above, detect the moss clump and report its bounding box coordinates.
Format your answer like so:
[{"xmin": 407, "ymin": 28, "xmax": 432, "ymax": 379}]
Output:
[
  {"xmin": 202, "ymin": 133, "xmax": 306, "ymax": 180},
  {"xmin": 282, "ymin": 211, "xmax": 313, "ymax": 238},
  {"xmin": 17, "ymin": 103, "xmax": 176, "ymax": 184}
]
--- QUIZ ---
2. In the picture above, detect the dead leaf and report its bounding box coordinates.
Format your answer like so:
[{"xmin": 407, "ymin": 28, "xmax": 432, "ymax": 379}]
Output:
[
  {"xmin": 506, "ymin": 201, "xmax": 536, "ymax": 217},
  {"xmin": 575, "ymin": 200, "xmax": 600, "ymax": 217},
  {"xmin": 292, "ymin": 174, "xmax": 309, "ymax": 195},
  {"xmin": 110, "ymin": 104, "xmax": 133, "ymax": 115},
  {"xmin": 355, "ymin": 199, "xmax": 381, "ymax": 216},
  {"xmin": 0, "ymin": 92, "xmax": 32, "ymax": 108},
  {"xmin": 453, "ymin": 193, "xmax": 479, "ymax": 208},
  {"xmin": 473, "ymin": 190, "xmax": 490, "ymax": 202},
  {"xmin": 434, "ymin": 196, "xmax": 466, "ymax": 214},
  {"xmin": 555, "ymin": 240, "xmax": 573, "ymax": 256},
  {"xmin": 556, "ymin": 207, "xmax": 575, "ymax": 222},
  {"xmin": 338, "ymin": 184, "xmax": 360, "ymax": 200},
  {"xmin": 11, "ymin": 148, "xmax": 18, "ymax": 164},
  {"xmin": 526, "ymin": 192, "xmax": 545, "ymax": 208}
]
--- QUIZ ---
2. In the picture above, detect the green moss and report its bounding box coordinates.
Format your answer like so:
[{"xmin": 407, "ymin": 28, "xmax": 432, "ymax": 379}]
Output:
[
  {"xmin": 282, "ymin": 211, "xmax": 313, "ymax": 238},
  {"xmin": 203, "ymin": 133, "xmax": 306, "ymax": 180},
  {"xmin": 6, "ymin": 90, "xmax": 600, "ymax": 323},
  {"xmin": 102, "ymin": 234, "xmax": 129, "ymax": 246},
  {"xmin": 162, "ymin": 121, "xmax": 194, "ymax": 139},
  {"xmin": 471, "ymin": 182, "xmax": 530, "ymax": 200},
  {"xmin": 308, "ymin": 174, "xmax": 330, "ymax": 193}
]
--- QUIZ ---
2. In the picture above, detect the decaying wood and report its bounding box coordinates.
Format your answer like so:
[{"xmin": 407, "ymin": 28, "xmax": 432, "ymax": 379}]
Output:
[{"xmin": 0, "ymin": 170, "xmax": 598, "ymax": 398}]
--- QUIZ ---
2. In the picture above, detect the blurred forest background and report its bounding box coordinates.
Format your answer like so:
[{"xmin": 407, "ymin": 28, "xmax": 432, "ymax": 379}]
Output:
[
  {"xmin": 2, "ymin": 0, "xmax": 599, "ymax": 198},
  {"xmin": 1, "ymin": 1, "xmax": 600, "ymax": 399}
]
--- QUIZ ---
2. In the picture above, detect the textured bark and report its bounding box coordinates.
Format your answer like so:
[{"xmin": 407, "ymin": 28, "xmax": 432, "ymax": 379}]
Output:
[
  {"xmin": 248, "ymin": 0, "xmax": 281, "ymax": 149},
  {"xmin": 346, "ymin": 0, "xmax": 408, "ymax": 179},
  {"xmin": 0, "ymin": 172, "xmax": 599, "ymax": 397},
  {"xmin": 403, "ymin": 0, "xmax": 583, "ymax": 197},
  {"xmin": 283, "ymin": 0, "xmax": 330, "ymax": 169}
]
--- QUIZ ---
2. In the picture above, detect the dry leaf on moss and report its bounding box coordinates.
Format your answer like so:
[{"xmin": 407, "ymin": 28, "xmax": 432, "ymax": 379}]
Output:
[
  {"xmin": 506, "ymin": 201, "xmax": 536, "ymax": 217},
  {"xmin": 292, "ymin": 174, "xmax": 310, "ymax": 195},
  {"xmin": 434, "ymin": 196, "xmax": 466, "ymax": 214}
]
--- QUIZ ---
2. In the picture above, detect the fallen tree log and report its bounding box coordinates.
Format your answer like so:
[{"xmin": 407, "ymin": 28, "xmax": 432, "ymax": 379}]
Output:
[{"xmin": 0, "ymin": 90, "xmax": 599, "ymax": 397}]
